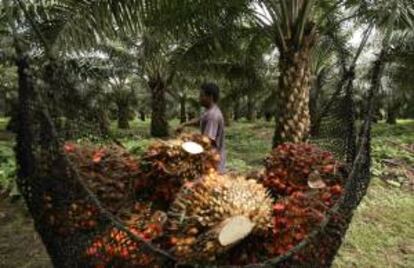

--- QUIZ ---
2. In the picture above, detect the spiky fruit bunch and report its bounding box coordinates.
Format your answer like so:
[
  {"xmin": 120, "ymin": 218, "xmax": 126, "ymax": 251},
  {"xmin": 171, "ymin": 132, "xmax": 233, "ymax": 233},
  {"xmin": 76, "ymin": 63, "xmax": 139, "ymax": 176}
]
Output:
[
  {"xmin": 263, "ymin": 143, "xmax": 344, "ymax": 196},
  {"xmin": 42, "ymin": 193, "xmax": 98, "ymax": 235},
  {"xmin": 261, "ymin": 143, "xmax": 347, "ymax": 264},
  {"xmin": 85, "ymin": 203, "xmax": 165, "ymax": 267},
  {"xmin": 64, "ymin": 142, "xmax": 140, "ymax": 214},
  {"xmin": 267, "ymin": 186, "xmax": 343, "ymax": 260},
  {"xmin": 137, "ymin": 133, "xmax": 220, "ymax": 205},
  {"xmin": 167, "ymin": 172, "xmax": 274, "ymax": 261}
]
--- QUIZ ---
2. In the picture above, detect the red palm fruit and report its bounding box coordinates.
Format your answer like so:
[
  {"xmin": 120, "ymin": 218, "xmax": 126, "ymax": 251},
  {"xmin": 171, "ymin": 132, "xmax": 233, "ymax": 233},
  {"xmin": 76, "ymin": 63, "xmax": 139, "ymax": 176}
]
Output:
[
  {"xmin": 322, "ymin": 164, "xmax": 334, "ymax": 173},
  {"xmin": 276, "ymin": 217, "xmax": 288, "ymax": 228},
  {"xmin": 120, "ymin": 248, "xmax": 130, "ymax": 259},
  {"xmin": 63, "ymin": 143, "xmax": 75, "ymax": 153},
  {"xmin": 106, "ymin": 246, "xmax": 115, "ymax": 256},
  {"xmin": 291, "ymin": 191, "xmax": 305, "ymax": 200},
  {"xmin": 87, "ymin": 220, "xmax": 97, "ymax": 228},
  {"xmin": 314, "ymin": 211, "xmax": 325, "ymax": 222},
  {"xmin": 321, "ymin": 191, "xmax": 332, "ymax": 201},
  {"xmin": 330, "ymin": 184, "xmax": 342, "ymax": 195},
  {"xmin": 273, "ymin": 203, "xmax": 286, "ymax": 213},
  {"xmin": 294, "ymin": 232, "xmax": 305, "ymax": 241}
]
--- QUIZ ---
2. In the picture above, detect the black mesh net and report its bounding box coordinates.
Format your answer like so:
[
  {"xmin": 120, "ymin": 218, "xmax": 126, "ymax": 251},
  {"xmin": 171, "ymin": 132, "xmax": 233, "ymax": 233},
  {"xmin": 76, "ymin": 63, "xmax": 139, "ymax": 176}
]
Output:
[{"xmin": 14, "ymin": 52, "xmax": 376, "ymax": 268}]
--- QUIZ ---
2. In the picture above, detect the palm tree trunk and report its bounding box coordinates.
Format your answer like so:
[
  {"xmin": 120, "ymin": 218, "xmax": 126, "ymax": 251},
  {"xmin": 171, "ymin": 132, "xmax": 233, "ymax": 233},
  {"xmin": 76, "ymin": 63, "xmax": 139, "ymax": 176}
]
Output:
[
  {"xmin": 273, "ymin": 48, "xmax": 312, "ymax": 147},
  {"xmin": 370, "ymin": 48, "xmax": 388, "ymax": 124},
  {"xmin": 233, "ymin": 98, "xmax": 241, "ymax": 121},
  {"xmin": 149, "ymin": 76, "xmax": 169, "ymax": 137},
  {"xmin": 97, "ymin": 109, "xmax": 111, "ymax": 135},
  {"xmin": 386, "ymin": 103, "xmax": 398, "ymax": 124},
  {"xmin": 15, "ymin": 55, "xmax": 35, "ymax": 182},
  {"xmin": 246, "ymin": 94, "xmax": 255, "ymax": 122},
  {"xmin": 180, "ymin": 94, "xmax": 187, "ymax": 123},
  {"xmin": 219, "ymin": 99, "xmax": 232, "ymax": 126},
  {"xmin": 309, "ymin": 71, "xmax": 325, "ymax": 136},
  {"xmin": 117, "ymin": 102, "xmax": 130, "ymax": 129},
  {"xmin": 139, "ymin": 110, "xmax": 146, "ymax": 121}
]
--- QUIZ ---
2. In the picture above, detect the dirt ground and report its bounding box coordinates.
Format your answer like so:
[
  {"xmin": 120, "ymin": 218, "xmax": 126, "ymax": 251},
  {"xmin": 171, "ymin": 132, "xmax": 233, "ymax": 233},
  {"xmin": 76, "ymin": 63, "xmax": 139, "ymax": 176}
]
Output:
[{"xmin": 0, "ymin": 199, "xmax": 52, "ymax": 268}]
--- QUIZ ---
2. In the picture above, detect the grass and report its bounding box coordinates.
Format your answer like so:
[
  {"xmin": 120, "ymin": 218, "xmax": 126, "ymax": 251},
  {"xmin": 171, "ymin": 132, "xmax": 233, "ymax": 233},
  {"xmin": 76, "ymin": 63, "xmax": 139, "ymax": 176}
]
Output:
[
  {"xmin": 333, "ymin": 120, "xmax": 414, "ymax": 268},
  {"xmin": 0, "ymin": 117, "xmax": 413, "ymax": 267},
  {"xmin": 0, "ymin": 117, "xmax": 15, "ymax": 191},
  {"xmin": 333, "ymin": 179, "xmax": 414, "ymax": 267},
  {"xmin": 0, "ymin": 117, "xmax": 9, "ymax": 131}
]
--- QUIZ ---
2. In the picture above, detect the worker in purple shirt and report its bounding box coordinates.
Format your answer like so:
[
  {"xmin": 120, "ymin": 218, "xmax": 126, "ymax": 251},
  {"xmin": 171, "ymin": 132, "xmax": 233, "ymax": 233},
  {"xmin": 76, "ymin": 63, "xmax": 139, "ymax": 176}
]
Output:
[{"xmin": 176, "ymin": 82, "xmax": 226, "ymax": 173}]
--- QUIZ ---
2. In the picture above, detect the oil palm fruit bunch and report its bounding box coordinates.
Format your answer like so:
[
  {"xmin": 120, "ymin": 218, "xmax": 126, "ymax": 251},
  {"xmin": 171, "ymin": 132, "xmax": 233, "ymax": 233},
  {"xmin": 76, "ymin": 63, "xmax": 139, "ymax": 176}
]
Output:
[
  {"xmin": 263, "ymin": 143, "xmax": 345, "ymax": 196},
  {"xmin": 261, "ymin": 143, "xmax": 346, "ymax": 263},
  {"xmin": 64, "ymin": 142, "xmax": 140, "ymax": 214},
  {"xmin": 85, "ymin": 202, "xmax": 166, "ymax": 267},
  {"xmin": 42, "ymin": 193, "xmax": 98, "ymax": 236},
  {"xmin": 167, "ymin": 172, "xmax": 273, "ymax": 261},
  {"xmin": 268, "ymin": 185, "xmax": 343, "ymax": 260},
  {"xmin": 137, "ymin": 133, "xmax": 220, "ymax": 205}
]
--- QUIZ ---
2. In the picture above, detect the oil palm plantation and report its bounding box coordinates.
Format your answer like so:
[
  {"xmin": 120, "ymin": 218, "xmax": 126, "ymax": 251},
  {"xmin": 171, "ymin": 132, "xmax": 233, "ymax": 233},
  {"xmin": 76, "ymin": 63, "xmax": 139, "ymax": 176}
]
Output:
[{"xmin": 362, "ymin": 0, "xmax": 414, "ymax": 121}]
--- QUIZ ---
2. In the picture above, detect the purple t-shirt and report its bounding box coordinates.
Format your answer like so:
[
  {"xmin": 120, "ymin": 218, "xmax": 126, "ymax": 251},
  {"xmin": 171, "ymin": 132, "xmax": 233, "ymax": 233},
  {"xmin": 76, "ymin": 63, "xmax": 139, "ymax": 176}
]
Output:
[{"xmin": 200, "ymin": 105, "xmax": 226, "ymax": 173}]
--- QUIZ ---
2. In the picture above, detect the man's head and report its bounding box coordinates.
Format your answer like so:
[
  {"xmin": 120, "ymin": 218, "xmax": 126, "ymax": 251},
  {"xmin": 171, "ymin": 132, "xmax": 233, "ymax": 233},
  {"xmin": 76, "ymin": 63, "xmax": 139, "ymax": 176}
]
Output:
[{"xmin": 199, "ymin": 82, "xmax": 219, "ymax": 108}]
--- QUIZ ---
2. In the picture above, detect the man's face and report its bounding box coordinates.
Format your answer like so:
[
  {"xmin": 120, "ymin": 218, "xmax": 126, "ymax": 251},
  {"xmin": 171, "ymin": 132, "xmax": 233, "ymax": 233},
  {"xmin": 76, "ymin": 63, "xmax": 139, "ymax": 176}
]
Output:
[{"xmin": 199, "ymin": 90, "xmax": 211, "ymax": 108}]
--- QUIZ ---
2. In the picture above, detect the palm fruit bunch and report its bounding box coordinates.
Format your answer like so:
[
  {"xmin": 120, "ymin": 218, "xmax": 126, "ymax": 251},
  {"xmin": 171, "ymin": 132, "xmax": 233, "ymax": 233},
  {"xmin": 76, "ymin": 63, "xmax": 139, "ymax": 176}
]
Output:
[
  {"xmin": 85, "ymin": 202, "xmax": 166, "ymax": 267},
  {"xmin": 42, "ymin": 193, "xmax": 98, "ymax": 236},
  {"xmin": 63, "ymin": 142, "xmax": 140, "ymax": 214},
  {"xmin": 137, "ymin": 132, "xmax": 220, "ymax": 205},
  {"xmin": 267, "ymin": 185, "xmax": 343, "ymax": 261},
  {"xmin": 166, "ymin": 172, "xmax": 274, "ymax": 261},
  {"xmin": 261, "ymin": 143, "xmax": 346, "ymax": 262},
  {"xmin": 263, "ymin": 142, "xmax": 345, "ymax": 196}
]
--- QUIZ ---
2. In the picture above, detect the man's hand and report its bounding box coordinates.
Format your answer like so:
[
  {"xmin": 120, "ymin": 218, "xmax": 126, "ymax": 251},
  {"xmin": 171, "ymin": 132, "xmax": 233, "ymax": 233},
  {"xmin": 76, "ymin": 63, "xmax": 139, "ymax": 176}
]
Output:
[{"xmin": 175, "ymin": 117, "xmax": 201, "ymax": 134}]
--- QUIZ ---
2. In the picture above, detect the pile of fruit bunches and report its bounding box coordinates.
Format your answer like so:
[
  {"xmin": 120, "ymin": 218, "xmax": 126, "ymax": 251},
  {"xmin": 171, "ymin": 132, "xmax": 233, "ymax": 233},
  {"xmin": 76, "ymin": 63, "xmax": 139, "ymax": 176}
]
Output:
[
  {"xmin": 40, "ymin": 142, "xmax": 141, "ymax": 236},
  {"xmin": 64, "ymin": 142, "xmax": 140, "ymax": 214},
  {"xmin": 42, "ymin": 193, "xmax": 99, "ymax": 236},
  {"xmin": 84, "ymin": 203, "xmax": 166, "ymax": 267},
  {"xmin": 262, "ymin": 143, "xmax": 347, "ymax": 262},
  {"xmin": 136, "ymin": 133, "xmax": 220, "ymax": 206}
]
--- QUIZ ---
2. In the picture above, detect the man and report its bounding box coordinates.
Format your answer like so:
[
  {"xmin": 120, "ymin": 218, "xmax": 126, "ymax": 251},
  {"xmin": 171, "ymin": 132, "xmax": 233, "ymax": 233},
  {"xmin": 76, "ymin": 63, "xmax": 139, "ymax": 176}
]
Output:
[{"xmin": 176, "ymin": 82, "xmax": 226, "ymax": 173}]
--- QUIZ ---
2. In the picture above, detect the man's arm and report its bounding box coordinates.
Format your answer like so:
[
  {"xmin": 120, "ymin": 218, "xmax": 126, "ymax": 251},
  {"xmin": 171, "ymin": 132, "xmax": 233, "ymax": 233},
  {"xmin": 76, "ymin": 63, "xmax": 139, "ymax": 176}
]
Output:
[{"xmin": 175, "ymin": 117, "xmax": 201, "ymax": 133}]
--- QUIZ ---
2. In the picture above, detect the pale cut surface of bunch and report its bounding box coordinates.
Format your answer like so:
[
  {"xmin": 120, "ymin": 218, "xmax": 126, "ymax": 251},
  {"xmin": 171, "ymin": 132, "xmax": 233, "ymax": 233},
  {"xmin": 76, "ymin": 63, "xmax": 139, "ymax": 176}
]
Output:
[
  {"xmin": 167, "ymin": 172, "xmax": 274, "ymax": 261},
  {"xmin": 181, "ymin": 141, "xmax": 204, "ymax": 155}
]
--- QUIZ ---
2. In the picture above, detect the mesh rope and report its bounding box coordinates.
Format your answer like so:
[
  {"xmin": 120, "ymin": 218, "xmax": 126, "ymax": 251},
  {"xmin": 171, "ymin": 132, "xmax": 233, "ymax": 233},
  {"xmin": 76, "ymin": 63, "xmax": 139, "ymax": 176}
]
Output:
[{"xmin": 14, "ymin": 53, "xmax": 375, "ymax": 267}]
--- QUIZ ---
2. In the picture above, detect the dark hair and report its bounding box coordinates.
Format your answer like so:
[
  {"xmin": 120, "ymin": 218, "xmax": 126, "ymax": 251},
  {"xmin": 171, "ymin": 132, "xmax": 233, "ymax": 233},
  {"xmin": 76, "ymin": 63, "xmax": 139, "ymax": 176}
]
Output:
[{"xmin": 200, "ymin": 82, "xmax": 220, "ymax": 102}]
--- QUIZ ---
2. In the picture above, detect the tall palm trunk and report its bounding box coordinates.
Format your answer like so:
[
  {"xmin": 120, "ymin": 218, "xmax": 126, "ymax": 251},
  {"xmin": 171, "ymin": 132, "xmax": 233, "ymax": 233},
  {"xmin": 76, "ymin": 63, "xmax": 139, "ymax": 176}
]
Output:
[
  {"xmin": 117, "ymin": 101, "xmax": 130, "ymax": 129},
  {"xmin": 273, "ymin": 47, "xmax": 313, "ymax": 147},
  {"xmin": 149, "ymin": 76, "xmax": 169, "ymax": 137},
  {"xmin": 370, "ymin": 48, "xmax": 388, "ymax": 121},
  {"xmin": 180, "ymin": 94, "xmax": 187, "ymax": 123},
  {"xmin": 15, "ymin": 55, "xmax": 35, "ymax": 182},
  {"xmin": 386, "ymin": 103, "xmax": 398, "ymax": 124},
  {"xmin": 233, "ymin": 97, "xmax": 241, "ymax": 121},
  {"xmin": 139, "ymin": 110, "xmax": 146, "ymax": 121},
  {"xmin": 97, "ymin": 109, "xmax": 111, "ymax": 135},
  {"xmin": 309, "ymin": 70, "xmax": 325, "ymax": 136},
  {"xmin": 246, "ymin": 94, "xmax": 255, "ymax": 122}
]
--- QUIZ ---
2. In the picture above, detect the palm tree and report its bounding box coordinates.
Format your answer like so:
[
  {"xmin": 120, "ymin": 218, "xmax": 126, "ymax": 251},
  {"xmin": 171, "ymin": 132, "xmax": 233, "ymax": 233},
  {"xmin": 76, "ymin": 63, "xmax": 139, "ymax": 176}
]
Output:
[
  {"xmin": 246, "ymin": 1, "xmax": 370, "ymax": 146},
  {"xmin": 362, "ymin": 0, "xmax": 414, "ymax": 120},
  {"xmin": 254, "ymin": 1, "xmax": 319, "ymax": 145},
  {"xmin": 380, "ymin": 32, "xmax": 414, "ymax": 124}
]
